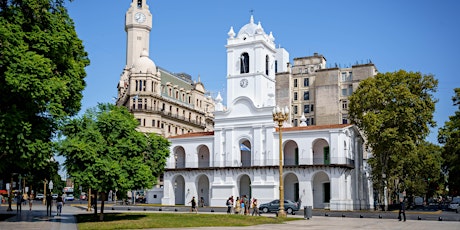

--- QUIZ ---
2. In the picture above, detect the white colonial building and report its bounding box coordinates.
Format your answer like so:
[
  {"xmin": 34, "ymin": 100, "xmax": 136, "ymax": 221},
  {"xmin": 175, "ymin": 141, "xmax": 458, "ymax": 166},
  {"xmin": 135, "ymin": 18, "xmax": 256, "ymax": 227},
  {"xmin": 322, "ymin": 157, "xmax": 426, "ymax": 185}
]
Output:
[{"xmin": 160, "ymin": 15, "xmax": 374, "ymax": 211}]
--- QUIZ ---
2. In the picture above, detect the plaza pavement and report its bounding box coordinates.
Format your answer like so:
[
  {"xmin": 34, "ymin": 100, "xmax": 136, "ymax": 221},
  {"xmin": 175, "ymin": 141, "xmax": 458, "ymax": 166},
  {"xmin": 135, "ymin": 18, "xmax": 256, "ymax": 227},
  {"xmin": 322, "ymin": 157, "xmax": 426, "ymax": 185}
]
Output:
[{"xmin": 1, "ymin": 203, "xmax": 460, "ymax": 230}]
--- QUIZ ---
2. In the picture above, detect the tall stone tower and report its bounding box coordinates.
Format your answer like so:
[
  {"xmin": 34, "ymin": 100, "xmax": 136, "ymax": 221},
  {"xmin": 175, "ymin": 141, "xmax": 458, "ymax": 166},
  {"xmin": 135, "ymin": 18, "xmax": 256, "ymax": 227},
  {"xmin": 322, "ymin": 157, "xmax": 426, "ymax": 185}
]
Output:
[
  {"xmin": 125, "ymin": 0, "xmax": 152, "ymax": 68},
  {"xmin": 117, "ymin": 0, "xmax": 215, "ymax": 137}
]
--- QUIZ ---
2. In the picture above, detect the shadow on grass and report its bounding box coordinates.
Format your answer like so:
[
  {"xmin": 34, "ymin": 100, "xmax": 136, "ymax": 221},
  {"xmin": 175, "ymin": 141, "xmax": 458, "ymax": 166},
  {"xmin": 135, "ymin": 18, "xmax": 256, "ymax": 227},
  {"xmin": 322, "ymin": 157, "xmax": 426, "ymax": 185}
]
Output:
[
  {"xmin": 0, "ymin": 214, "xmax": 15, "ymax": 221},
  {"xmin": 76, "ymin": 213, "xmax": 147, "ymax": 223}
]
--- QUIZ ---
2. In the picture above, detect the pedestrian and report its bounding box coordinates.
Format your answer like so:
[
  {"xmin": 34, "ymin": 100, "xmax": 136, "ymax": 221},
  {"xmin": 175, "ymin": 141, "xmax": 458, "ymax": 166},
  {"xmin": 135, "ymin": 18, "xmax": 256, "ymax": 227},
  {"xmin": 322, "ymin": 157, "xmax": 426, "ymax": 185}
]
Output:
[
  {"xmin": 189, "ymin": 196, "xmax": 197, "ymax": 213},
  {"xmin": 243, "ymin": 195, "xmax": 249, "ymax": 215},
  {"xmin": 56, "ymin": 194, "xmax": 64, "ymax": 216},
  {"xmin": 29, "ymin": 193, "xmax": 34, "ymax": 211},
  {"xmin": 234, "ymin": 197, "xmax": 240, "ymax": 214},
  {"xmin": 226, "ymin": 196, "xmax": 233, "ymax": 214},
  {"xmin": 398, "ymin": 198, "xmax": 406, "ymax": 222},
  {"xmin": 240, "ymin": 197, "xmax": 245, "ymax": 215},
  {"xmin": 200, "ymin": 196, "xmax": 205, "ymax": 207},
  {"xmin": 252, "ymin": 198, "xmax": 261, "ymax": 216},
  {"xmin": 15, "ymin": 192, "xmax": 22, "ymax": 213},
  {"xmin": 46, "ymin": 194, "xmax": 53, "ymax": 216}
]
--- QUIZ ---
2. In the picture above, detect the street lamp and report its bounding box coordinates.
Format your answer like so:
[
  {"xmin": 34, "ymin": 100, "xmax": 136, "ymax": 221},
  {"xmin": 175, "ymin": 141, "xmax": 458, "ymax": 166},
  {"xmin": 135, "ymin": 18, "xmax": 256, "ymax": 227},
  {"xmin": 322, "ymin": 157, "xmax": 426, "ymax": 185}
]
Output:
[
  {"xmin": 49, "ymin": 180, "xmax": 54, "ymax": 194},
  {"xmin": 273, "ymin": 105, "xmax": 289, "ymax": 218}
]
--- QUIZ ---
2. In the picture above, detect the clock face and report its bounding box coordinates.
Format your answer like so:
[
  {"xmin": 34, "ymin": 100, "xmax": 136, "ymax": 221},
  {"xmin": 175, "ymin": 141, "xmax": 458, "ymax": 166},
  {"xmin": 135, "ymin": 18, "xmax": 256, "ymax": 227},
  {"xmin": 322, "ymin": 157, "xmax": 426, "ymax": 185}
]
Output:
[
  {"xmin": 240, "ymin": 79, "xmax": 248, "ymax": 88},
  {"xmin": 135, "ymin": 12, "xmax": 146, "ymax": 23}
]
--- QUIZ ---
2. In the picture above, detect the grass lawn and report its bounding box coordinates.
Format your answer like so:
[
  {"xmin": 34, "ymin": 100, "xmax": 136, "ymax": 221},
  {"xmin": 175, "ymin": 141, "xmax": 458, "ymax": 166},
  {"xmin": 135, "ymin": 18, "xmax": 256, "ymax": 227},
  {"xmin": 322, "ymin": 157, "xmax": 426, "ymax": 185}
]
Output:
[{"xmin": 77, "ymin": 212, "xmax": 294, "ymax": 229}]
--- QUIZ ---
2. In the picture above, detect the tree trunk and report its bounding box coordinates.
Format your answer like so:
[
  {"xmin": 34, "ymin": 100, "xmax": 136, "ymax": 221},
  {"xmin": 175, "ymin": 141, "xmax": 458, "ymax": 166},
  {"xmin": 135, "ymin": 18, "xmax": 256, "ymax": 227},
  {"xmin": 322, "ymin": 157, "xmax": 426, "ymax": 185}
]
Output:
[
  {"xmin": 93, "ymin": 191, "xmax": 98, "ymax": 216},
  {"xmin": 99, "ymin": 192, "xmax": 106, "ymax": 221}
]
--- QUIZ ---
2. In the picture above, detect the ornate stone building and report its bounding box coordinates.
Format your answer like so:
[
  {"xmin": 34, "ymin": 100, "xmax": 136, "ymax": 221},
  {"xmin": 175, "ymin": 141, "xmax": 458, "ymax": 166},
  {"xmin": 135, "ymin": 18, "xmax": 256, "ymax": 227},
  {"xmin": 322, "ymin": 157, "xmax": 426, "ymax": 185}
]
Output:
[
  {"xmin": 116, "ymin": 1, "xmax": 375, "ymax": 210},
  {"xmin": 116, "ymin": 0, "xmax": 214, "ymax": 138},
  {"xmin": 160, "ymin": 15, "xmax": 374, "ymax": 211}
]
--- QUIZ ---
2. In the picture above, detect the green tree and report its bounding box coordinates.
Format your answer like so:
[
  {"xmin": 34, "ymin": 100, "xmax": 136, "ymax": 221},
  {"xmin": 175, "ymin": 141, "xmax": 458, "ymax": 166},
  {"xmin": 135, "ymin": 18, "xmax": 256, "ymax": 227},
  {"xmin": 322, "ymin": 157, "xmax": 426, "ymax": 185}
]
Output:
[
  {"xmin": 0, "ymin": 0, "xmax": 89, "ymax": 182},
  {"xmin": 403, "ymin": 142, "xmax": 443, "ymax": 199},
  {"xmin": 348, "ymin": 70, "xmax": 438, "ymax": 207},
  {"xmin": 58, "ymin": 103, "xmax": 170, "ymax": 220},
  {"xmin": 438, "ymin": 88, "xmax": 460, "ymax": 196}
]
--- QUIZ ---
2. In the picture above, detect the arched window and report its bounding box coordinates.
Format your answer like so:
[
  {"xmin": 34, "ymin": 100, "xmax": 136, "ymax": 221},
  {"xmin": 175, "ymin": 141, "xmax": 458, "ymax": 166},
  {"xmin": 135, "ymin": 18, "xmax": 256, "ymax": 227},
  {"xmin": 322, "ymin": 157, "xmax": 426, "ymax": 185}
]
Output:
[
  {"xmin": 240, "ymin": 53, "xmax": 249, "ymax": 74},
  {"xmin": 265, "ymin": 55, "xmax": 269, "ymax": 75}
]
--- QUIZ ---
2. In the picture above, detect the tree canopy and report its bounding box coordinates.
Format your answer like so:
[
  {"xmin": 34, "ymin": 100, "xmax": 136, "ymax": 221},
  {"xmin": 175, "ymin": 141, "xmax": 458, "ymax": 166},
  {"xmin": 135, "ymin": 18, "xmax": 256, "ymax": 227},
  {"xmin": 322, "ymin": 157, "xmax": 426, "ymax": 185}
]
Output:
[
  {"xmin": 58, "ymin": 103, "xmax": 170, "ymax": 217},
  {"xmin": 0, "ymin": 0, "xmax": 89, "ymax": 179},
  {"xmin": 438, "ymin": 88, "xmax": 460, "ymax": 196},
  {"xmin": 349, "ymin": 70, "xmax": 438, "ymax": 202}
]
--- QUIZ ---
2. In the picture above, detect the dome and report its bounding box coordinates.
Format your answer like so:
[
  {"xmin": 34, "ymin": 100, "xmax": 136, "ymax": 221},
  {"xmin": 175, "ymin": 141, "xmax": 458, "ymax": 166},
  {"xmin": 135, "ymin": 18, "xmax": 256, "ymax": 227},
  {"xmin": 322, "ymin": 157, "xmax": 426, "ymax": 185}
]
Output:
[
  {"xmin": 132, "ymin": 50, "xmax": 156, "ymax": 73},
  {"xmin": 237, "ymin": 15, "xmax": 266, "ymax": 38}
]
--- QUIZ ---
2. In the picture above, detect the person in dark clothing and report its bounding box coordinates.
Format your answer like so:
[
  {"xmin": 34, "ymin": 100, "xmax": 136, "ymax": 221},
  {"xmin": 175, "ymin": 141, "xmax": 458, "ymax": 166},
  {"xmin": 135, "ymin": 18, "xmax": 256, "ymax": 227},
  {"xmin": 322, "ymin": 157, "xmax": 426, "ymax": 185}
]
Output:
[
  {"xmin": 15, "ymin": 192, "xmax": 22, "ymax": 213},
  {"xmin": 46, "ymin": 194, "xmax": 53, "ymax": 216},
  {"xmin": 189, "ymin": 196, "xmax": 197, "ymax": 213},
  {"xmin": 398, "ymin": 198, "xmax": 406, "ymax": 221}
]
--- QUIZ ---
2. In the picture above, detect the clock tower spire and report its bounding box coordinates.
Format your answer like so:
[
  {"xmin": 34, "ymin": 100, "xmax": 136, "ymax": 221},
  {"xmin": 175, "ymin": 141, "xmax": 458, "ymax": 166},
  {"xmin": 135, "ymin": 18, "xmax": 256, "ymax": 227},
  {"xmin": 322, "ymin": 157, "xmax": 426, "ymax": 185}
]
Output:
[{"xmin": 125, "ymin": 0, "xmax": 152, "ymax": 68}]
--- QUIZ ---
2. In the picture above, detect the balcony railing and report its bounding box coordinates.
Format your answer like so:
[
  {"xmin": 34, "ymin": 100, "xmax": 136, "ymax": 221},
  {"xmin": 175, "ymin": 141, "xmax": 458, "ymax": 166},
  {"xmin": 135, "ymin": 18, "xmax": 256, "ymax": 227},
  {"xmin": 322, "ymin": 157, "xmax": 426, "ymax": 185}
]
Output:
[
  {"xmin": 130, "ymin": 106, "xmax": 207, "ymax": 128},
  {"xmin": 168, "ymin": 157, "xmax": 355, "ymax": 169}
]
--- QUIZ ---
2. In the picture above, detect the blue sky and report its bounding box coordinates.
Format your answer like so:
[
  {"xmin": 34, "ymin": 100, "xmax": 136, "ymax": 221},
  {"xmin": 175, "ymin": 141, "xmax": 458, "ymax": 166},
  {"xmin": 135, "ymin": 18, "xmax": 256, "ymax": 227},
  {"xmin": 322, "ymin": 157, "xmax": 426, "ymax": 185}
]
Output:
[{"xmin": 66, "ymin": 0, "xmax": 459, "ymax": 144}]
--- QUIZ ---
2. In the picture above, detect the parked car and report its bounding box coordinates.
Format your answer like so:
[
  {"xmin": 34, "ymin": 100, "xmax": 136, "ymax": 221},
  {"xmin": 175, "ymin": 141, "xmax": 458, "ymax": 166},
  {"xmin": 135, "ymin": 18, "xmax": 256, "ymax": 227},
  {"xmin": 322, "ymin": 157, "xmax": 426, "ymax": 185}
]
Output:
[
  {"xmin": 448, "ymin": 197, "xmax": 460, "ymax": 211},
  {"xmin": 259, "ymin": 199, "xmax": 299, "ymax": 214},
  {"xmin": 52, "ymin": 194, "xmax": 58, "ymax": 200},
  {"xmin": 80, "ymin": 192, "xmax": 87, "ymax": 200},
  {"xmin": 64, "ymin": 194, "xmax": 74, "ymax": 201},
  {"xmin": 35, "ymin": 193, "xmax": 44, "ymax": 200}
]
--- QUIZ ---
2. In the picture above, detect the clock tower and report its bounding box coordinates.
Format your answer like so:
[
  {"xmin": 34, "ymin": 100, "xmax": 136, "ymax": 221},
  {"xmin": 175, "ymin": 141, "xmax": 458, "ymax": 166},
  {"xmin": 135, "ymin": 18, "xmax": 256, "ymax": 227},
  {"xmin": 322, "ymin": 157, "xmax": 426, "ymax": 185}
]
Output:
[
  {"xmin": 125, "ymin": 0, "xmax": 152, "ymax": 68},
  {"xmin": 225, "ymin": 15, "xmax": 277, "ymax": 108}
]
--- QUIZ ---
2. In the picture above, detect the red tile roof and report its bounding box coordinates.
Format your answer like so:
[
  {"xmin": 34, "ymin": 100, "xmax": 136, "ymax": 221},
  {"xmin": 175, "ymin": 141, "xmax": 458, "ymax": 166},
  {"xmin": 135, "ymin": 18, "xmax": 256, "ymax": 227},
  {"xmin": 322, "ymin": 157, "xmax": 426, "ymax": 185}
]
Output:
[
  {"xmin": 169, "ymin": 131, "xmax": 214, "ymax": 139},
  {"xmin": 276, "ymin": 124, "xmax": 352, "ymax": 132}
]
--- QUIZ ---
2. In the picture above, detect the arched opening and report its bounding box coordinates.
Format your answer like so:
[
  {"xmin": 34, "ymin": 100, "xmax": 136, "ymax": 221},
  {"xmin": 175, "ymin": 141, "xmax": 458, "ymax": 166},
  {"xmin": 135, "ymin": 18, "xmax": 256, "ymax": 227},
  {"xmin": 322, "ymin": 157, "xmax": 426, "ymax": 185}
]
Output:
[
  {"xmin": 312, "ymin": 139, "xmax": 330, "ymax": 165},
  {"xmin": 240, "ymin": 53, "xmax": 249, "ymax": 73},
  {"xmin": 284, "ymin": 173, "xmax": 300, "ymax": 203},
  {"xmin": 284, "ymin": 140, "xmax": 299, "ymax": 166},
  {"xmin": 238, "ymin": 174, "xmax": 252, "ymax": 198},
  {"xmin": 196, "ymin": 175, "xmax": 210, "ymax": 207},
  {"xmin": 312, "ymin": 171, "xmax": 330, "ymax": 209},
  {"xmin": 198, "ymin": 145, "xmax": 210, "ymax": 168},
  {"xmin": 240, "ymin": 140, "xmax": 251, "ymax": 167},
  {"xmin": 173, "ymin": 175, "xmax": 186, "ymax": 205},
  {"xmin": 173, "ymin": 146, "xmax": 186, "ymax": 168}
]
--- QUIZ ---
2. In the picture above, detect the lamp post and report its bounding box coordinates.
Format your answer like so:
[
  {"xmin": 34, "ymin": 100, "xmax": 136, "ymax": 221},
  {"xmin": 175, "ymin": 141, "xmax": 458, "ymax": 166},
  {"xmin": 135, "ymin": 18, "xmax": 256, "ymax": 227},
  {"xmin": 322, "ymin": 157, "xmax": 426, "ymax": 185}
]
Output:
[{"xmin": 273, "ymin": 105, "xmax": 289, "ymax": 218}]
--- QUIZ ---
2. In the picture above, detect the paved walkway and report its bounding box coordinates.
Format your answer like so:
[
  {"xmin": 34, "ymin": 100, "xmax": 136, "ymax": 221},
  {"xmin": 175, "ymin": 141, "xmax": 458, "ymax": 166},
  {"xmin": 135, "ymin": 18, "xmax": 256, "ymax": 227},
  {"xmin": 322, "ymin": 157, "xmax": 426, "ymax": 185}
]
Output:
[
  {"xmin": 1, "ymin": 203, "xmax": 460, "ymax": 230},
  {"xmin": 0, "ymin": 203, "xmax": 78, "ymax": 230}
]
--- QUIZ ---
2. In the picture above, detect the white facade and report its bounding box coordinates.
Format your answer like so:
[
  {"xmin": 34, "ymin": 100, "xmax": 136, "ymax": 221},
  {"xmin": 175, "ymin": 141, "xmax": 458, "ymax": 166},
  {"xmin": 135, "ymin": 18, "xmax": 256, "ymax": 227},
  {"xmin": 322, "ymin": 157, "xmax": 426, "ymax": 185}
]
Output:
[{"xmin": 161, "ymin": 15, "xmax": 373, "ymax": 211}]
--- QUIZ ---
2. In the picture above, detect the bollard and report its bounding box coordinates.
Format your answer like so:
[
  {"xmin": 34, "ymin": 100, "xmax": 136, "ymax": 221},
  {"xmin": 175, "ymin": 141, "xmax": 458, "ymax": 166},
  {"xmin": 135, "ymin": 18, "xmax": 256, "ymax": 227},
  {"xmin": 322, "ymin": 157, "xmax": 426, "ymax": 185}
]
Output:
[{"xmin": 303, "ymin": 206, "xmax": 312, "ymax": 219}]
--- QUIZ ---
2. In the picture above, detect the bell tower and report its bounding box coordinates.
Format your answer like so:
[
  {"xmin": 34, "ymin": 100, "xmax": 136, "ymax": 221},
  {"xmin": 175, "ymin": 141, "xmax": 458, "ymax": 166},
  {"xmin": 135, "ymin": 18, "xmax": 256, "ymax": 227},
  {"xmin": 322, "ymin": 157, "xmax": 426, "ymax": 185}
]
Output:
[
  {"xmin": 125, "ymin": 0, "xmax": 152, "ymax": 68},
  {"xmin": 225, "ymin": 15, "xmax": 277, "ymax": 108}
]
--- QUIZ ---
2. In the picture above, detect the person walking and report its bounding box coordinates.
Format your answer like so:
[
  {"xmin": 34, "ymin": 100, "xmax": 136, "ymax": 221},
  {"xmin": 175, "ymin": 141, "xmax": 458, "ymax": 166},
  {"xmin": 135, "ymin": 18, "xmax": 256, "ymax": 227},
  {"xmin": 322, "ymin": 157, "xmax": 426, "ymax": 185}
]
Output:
[
  {"xmin": 46, "ymin": 194, "xmax": 53, "ymax": 216},
  {"xmin": 226, "ymin": 196, "xmax": 233, "ymax": 214},
  {"xmin": 56, "ymin": 194, "xmax": 64, "ymax": 216},
  {"xmin": 243, "ymin": 195, "xmax": 249, "ymax": 215},
  {"xmin": 234, "ymin": 197, "xmax": 240, "ymax": 214},
  {"xmin": 240, "ymin": 197, "xmax": 245, "ymax": 215},
  {"xmin": 15, "ymin": 192, "xmax": 22, "ymax": 213},
  {"xmin": 189, "ymin": 196, "xmax": 198, "ymax": 213},
  {"xmin": 251, "ymin": 198, "xmax": 261, "ymax": 216},
  {"xmin": 398, "ymin": 198, "xmax": 406, "ymax": 222},
  {"xmin": 28, "ymin": 193, "xmax": 34, "ymax": 211}
]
